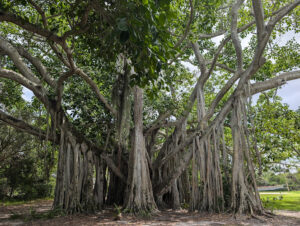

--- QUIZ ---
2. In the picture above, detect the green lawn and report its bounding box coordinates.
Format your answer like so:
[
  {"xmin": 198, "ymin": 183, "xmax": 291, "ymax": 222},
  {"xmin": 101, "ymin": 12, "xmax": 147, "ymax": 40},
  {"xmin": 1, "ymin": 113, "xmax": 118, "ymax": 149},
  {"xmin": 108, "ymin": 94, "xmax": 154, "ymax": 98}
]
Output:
[{"xmin": 260, "ymin": 191, "xmax": 300, "ymax": 211}]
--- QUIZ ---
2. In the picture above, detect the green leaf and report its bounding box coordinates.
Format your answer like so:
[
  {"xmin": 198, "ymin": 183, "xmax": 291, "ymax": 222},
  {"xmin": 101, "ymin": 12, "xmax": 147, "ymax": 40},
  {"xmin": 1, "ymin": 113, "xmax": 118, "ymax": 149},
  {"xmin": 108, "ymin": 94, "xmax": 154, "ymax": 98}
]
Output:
[
  {"xmin": 142, "ymin": 0, "xmax": 149, "ymax": 5},
  {"xmin": 158, "ymin": 13, "xmax": 166, "ymax": 25},
  {"xmin": 117, "ymin": 18, "xmax": 128, "ymax": 31}
]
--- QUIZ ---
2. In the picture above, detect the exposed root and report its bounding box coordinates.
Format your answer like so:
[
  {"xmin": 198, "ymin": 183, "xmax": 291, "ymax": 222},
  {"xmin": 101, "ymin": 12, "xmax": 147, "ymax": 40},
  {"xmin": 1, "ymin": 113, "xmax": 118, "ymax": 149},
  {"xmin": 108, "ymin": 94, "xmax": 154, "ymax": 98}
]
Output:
[
  {"xmin": 251, "ymin": 214, "xmax": 267, "ymax": 222},
  {"xmin": 262, "ymin": 211, "xmax": 275, "ymax": 218}
]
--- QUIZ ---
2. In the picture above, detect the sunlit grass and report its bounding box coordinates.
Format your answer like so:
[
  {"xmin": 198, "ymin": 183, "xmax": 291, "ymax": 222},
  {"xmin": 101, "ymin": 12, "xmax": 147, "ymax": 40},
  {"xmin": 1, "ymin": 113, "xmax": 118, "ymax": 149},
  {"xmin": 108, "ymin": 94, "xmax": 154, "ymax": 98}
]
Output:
[{"xmin": 260, "ymin": 191, "xmax": 300, "ymax": 211}]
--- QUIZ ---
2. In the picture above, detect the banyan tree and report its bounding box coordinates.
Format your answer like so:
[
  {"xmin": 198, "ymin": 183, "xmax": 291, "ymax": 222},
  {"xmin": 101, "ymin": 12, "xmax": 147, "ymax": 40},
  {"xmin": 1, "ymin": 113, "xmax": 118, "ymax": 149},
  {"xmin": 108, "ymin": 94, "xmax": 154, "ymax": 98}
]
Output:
[{"xmin": 0, "ymin": 0, "xmax": 300, "ymax": 217}]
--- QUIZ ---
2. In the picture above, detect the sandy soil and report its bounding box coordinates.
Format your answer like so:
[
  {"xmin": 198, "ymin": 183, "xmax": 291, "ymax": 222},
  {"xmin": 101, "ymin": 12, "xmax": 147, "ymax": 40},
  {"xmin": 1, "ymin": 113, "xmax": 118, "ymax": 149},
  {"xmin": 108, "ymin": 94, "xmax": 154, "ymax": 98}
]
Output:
[{"xmin": 0, "ymin": 200, "xmax": 299, "ymax": 226}]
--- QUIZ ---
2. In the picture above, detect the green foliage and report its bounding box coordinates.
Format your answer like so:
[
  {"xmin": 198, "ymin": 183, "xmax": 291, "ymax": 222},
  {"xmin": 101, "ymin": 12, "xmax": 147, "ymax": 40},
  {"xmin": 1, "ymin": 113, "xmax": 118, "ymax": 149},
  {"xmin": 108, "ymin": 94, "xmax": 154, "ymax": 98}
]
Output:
[
  {"xmin": 0, "ymin": 109, "xmax": 56, "ymax": 200},
  {"xmin": 252, "ymin": 91, "xmax": 300, "ymax": 171},
  {"xmin": 258, "ymin": 169, "xmax": 300, "ymax": 191}
]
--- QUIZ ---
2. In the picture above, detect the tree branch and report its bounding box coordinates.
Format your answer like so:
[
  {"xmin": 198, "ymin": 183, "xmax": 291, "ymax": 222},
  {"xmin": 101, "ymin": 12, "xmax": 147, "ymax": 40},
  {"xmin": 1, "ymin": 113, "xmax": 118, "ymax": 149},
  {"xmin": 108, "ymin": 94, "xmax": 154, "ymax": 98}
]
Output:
[
  {"xmin": 61, "ymin": 2, "xmax": 93, "ymax": 40},
  {"xmin": 267, "ymin": 0, "xmax": 300, "ymax": 28},
  {"xmin": 173, "ymin": 0, "xmax": 194, "ymax": 48},
  {"xmin": 0, "ymin": 11, "xmax": 63, "ymax": 44},
  {"xmin": 252, "ymin": 0, "xmax": 266, "ymax": 41},
  {"xmin": 0, "ymin": 36, "xmax": 41, "ymax": 84},
  {"xmin": 16, "ymin": 46, "xmax": 56, "ymax": 87},
  {"xmin": 231, "ymin": 0, "xmax": 244, "ymax": 72},
  {"xmin": 76, "ymin": 69, "xmax": 117, "ymax": 116},
  {"xmin": 0, "ymin": 68, "xmax": 46, "ymax": 102},
  {"xmin": 191, "ymin": 42, "xmax": 207, "ymax": 76},
  {"xmin": 28, "ymin": 0, "xmax": 48, "ymax": 28},
  {"xmin": 251, "ymin": 70, "xmax": 300, "ymax": 94},
  {"xmin": 144, "ymin": 111, "xmax": 171, "ymax": 136},
  {"xmin": 0, "ymin": 110, "xmax": 58, "ymax": 143}
]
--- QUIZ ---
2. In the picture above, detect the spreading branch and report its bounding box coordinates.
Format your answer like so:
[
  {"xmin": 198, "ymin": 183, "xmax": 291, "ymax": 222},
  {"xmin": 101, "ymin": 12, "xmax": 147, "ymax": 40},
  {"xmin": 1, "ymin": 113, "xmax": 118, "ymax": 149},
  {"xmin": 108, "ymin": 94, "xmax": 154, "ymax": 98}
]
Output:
[
  {"xmin": 173, "ymin": 0, "xmax": 194, "ymax": 48},
  {"xmin": 251, "ymin": 70, "xmax": 300, "ymax": 94},
  {"xmin": 0, "ymin": 110, "xmax": 58, "ymax": 143},
  {"xmin": 0, "ymin": 36, "xmax": 41, "ymax": 84},
  {"xmin": 231, "ymin": 0, "xmax": 244, "ymax": 72}
]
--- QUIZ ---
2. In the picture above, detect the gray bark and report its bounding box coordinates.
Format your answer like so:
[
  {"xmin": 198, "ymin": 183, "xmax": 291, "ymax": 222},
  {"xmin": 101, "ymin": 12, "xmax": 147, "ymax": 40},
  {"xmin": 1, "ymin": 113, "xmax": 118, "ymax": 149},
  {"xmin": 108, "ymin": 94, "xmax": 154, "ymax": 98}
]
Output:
[{"xmin": 124, "ymin": 86, "xmax": 157, "ymax": 213}]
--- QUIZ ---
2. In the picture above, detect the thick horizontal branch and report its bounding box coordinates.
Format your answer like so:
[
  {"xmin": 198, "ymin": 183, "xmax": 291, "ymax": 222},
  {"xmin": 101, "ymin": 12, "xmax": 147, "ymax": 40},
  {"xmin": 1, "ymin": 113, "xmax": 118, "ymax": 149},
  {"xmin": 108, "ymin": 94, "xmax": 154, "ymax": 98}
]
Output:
[
  {"xmin": 0, "ymin": 11, "xmax": 63, "ymax": 44},
  {"xmin": 251, "ymin": 70, "xmax": 300, "ymax": 94},
  {"xmin": 0, "ymin": 110, "xmax": 58, "ymax": 143},
  {"xmin": 100, "ymin": 153, "xmax": 128, "ymax": 184}
]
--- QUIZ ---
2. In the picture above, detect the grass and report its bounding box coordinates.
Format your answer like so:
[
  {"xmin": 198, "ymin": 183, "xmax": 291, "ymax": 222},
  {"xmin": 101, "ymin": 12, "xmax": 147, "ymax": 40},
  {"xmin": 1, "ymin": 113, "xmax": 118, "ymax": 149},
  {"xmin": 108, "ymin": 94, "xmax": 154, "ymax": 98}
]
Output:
[
  {"xmin": 9, "ymin": 207, "xmax": 66, "ymax": 221},
  {"xmin": 260, "ymin": 191, "xmax": 300, "ymax": 211},
  {"xmin": 1, "ymin": 197, "xmax": 53, "ymax": 206}
]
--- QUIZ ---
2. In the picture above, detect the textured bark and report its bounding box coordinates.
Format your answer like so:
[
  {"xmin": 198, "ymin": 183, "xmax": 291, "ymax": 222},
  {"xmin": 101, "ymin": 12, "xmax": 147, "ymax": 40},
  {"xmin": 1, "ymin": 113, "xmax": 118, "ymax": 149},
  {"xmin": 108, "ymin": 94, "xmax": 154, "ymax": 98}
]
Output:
[
  {"xmin": 171, "ymin": 179, "xmax": 181, "ymax": 210},
  {"xmin": 230, "ymin": 96, "xmax": 263, "ymax": 215},
  {"xmin": 53, "ymin": 117, "xmax": 95, "ymax": 213},
  {"xmin": 93, "ymin": 156, "xmax": 105, "ymax": 209},
  {"xmin": 124, "ymin": 86, "xmax": 157, "ymax": 213}
]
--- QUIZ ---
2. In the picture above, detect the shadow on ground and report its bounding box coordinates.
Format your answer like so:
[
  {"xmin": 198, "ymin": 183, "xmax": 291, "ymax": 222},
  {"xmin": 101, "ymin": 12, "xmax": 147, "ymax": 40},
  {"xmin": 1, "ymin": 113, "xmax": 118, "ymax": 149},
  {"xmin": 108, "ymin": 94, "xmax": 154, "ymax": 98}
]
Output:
[{"xmin": 0, "ymin": 200, "xmax": 299, "ymax": 225}]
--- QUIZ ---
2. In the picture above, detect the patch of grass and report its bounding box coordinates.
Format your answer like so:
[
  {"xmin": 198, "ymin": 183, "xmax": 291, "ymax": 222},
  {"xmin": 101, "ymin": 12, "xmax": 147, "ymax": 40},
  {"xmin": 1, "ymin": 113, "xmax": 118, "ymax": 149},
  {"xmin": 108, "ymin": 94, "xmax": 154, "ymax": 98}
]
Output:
[
  {"xmin": 260, "ymin": 191, "xmax": 300, "ymax": 211},
  {"xmin": 2, "ymin": 197, "xmax": 53, "ymax": 206},
  {"xmin": 9, "ymin": 207, "xmax": 66, "ymax": 221}
]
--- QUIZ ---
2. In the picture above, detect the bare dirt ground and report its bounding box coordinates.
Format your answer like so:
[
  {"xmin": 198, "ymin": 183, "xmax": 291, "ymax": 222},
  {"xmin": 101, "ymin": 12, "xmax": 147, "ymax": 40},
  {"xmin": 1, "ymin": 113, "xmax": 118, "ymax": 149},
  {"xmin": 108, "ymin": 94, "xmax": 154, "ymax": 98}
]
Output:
[{"xmin": 0, "ymin": 200, "xmax": 299, "ymax": 226}]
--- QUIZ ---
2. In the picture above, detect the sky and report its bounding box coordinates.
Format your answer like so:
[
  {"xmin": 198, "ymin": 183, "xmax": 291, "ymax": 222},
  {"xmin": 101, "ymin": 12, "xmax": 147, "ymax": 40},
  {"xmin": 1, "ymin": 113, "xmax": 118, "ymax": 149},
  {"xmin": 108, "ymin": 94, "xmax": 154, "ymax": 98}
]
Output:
[
  {"xmin": 277, "ymin": 80, "xmax": 300, "ymax": 111},
  {"xmin": 253, "ymin": 80, "xmax": 300, "ymax": 111}
]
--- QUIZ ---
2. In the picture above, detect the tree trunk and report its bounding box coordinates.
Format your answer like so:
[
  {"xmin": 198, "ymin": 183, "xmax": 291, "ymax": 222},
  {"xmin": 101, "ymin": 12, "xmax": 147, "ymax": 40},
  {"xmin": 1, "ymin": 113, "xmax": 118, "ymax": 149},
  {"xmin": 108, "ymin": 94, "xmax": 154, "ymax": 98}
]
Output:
[
  {"xmin": 53, "ymin": 117, "xmax": 95, "ymax": 213},
  {"xmin": 93, "ymin": 155, "xmax": 105, "ymax": 209},
  {"xmin": 230, "ymin": 96, "xmax": 263, "ymax": 215},
  {"xmin": 124, "ymin": 86, "xmax": 157, "ymax": 213}
]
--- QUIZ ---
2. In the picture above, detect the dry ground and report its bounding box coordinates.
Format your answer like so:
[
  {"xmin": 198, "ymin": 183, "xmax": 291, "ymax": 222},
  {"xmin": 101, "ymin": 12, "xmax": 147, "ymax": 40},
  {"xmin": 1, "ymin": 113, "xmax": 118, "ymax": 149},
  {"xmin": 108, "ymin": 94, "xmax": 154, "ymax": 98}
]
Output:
[{"xmin": 0, "ymin": 200, "xmax": 299, "ymax": 226}]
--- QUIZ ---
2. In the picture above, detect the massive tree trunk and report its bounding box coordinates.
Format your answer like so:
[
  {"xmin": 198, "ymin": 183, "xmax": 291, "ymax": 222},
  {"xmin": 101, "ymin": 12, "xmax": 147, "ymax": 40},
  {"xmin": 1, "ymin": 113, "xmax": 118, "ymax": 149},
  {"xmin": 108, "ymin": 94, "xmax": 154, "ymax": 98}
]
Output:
[
  {"xmin": 188, "ymin": 85, "xmax": 224, "ymax": 212},
  {"xmin": 124, "ymin": 86, "xmax": 157, "ymax": 213},
  {"xmin": 53, "ymin": 115, "xmax": 96, "ymax": 213},
  {"xmin": 230, "ymin": 96, "xmax": 263, "ymax": 215}
]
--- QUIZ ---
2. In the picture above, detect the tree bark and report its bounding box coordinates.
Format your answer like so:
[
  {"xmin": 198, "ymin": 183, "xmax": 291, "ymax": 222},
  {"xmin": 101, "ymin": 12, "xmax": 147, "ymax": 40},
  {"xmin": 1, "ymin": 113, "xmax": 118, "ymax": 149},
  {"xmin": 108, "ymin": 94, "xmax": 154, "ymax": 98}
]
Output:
[
  {"xmin": 230, "ymin": 96, "xmax": 263, "ymax": 215},
  {"xmin": 124, "ymin": 86, "xmax": 157, "ymax": 213},
  {"xmin": 53, "ymin": 116, "xmax": 95, "ymax": 213}
]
